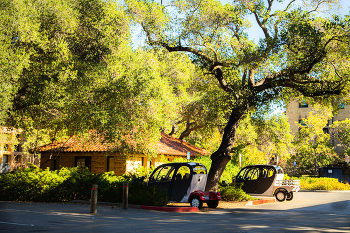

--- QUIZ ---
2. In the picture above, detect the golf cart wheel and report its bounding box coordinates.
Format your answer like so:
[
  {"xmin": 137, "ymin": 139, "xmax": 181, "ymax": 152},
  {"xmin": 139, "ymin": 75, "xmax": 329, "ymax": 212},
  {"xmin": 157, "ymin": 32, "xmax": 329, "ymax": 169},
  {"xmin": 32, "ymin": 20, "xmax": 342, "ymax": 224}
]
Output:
[
  {"xmin": 286, "ymin": 192, "xmax": 293, "ymax": 201},
  {"xmin": 275, "ymin": 190, "xmax": 286, "ymax": 202},
  {"xmin": 190, "ymin": 196, "xmax": 203, "ymax": 209},
  {"xmin": 207, "ymin": 200, "xmax": 219, "ymax": 208}
]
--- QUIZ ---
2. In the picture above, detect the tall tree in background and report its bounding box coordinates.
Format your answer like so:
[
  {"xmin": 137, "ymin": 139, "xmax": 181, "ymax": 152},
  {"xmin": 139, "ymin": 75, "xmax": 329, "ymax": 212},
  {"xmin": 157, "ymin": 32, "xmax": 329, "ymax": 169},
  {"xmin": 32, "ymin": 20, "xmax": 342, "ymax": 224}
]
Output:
[
  {"xmin": 254, "ymin": 114, "xmax": 293, "ymax": 163},
  {"xmin": 293, "ymin": 106, "xmax": 336, "ymax": 175},
  {"xmin": 126, "ymin": 0, "xmax": 350, "ymax": 191},
  {"xmin": 230, "ymin": 112, "xmax": 293, "ymax": 167},
  {"xmin": 331, "ymin": 119, "xmax": 350, "ymax": 157}
]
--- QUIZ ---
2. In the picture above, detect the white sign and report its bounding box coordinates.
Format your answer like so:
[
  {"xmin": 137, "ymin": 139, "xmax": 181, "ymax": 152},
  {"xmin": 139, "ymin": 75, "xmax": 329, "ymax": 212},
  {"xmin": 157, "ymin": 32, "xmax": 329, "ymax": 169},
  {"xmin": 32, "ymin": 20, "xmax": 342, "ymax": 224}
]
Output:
[
  {"xmin": 345, "ymin": 156, "xmax": 350, "ymax": 163},
  {"xmin": 328, "ymin": 169, "xmax": 333, "ymax": 174},
  {"xmin": 187, "ymin": 152, "xmax": 190, "ymax": 160}
]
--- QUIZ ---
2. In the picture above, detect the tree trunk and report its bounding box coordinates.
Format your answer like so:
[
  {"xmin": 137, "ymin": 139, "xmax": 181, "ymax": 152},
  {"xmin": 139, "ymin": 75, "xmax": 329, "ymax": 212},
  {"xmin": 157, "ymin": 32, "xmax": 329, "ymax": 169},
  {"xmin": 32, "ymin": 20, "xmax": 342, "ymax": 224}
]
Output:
[
  {"xmin": 315, "ymin": 152, "xmax": 317, "ymax": 176},
  {"xmin": 205, "ymin": 106, "xmax": 247, "ymax": 192}
]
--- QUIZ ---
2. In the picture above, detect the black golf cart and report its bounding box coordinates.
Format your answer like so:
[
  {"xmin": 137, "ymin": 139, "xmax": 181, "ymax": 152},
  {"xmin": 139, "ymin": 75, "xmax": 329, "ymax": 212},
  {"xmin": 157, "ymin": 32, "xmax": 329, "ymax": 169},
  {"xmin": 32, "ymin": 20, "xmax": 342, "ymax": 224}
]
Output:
[
  {"xmin": 148, "ymin": 162, "xmax": 221, "ymax": 209},
  {"xmin": 234, "ymin": 165, "xmax": 300, "ymax": 202}
]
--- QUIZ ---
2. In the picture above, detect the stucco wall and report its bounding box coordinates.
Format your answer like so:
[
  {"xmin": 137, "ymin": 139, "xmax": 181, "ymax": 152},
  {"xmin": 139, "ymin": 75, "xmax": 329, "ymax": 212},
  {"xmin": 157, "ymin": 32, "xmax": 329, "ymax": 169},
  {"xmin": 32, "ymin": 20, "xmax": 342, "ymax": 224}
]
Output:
[
  {"xmin": 285, "ymin": 101, "xmax": 312, "ymax": 135},
  {"xmin": 41, "ymin": 152, "xmax": 127, "ymax": 175},
  {"xmin": 286, "ymin": 100, "xmax": 350, "ymax": 155},
  {"xmin": 286, "ymin": 101, "xmax": 350, "ymax": 135},
  {"xmin": 40, "ymin": 152, "xmax": 187, "ymax": 175}
]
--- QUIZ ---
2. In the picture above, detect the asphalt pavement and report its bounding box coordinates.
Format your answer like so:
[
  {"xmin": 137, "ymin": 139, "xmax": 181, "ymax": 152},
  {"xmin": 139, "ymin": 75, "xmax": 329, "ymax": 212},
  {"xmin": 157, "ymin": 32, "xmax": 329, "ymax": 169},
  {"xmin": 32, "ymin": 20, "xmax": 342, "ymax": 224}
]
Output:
[{"xmin": 1, "ymin": 191, "xmax": 350, "ymax": 232}]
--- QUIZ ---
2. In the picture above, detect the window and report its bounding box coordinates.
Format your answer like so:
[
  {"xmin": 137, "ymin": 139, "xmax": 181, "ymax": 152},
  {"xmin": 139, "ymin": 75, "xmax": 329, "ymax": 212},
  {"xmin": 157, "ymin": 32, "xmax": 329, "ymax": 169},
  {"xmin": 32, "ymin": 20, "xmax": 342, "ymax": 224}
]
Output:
[
  {"xmin": 75, "ymin": 156, "xmax": 91, "ymax": 170},
  {"xmin": 107, "ymin": 156, "xmax": 114, "ymax": 172},
  {"xmin": 53, "ymin": 157, "xmax": 60, "ymax": 170},
  {"xmin": 299, "ymin": 100, "xmax": 308, "ymax": 108},
  {"xmin": 298, "ymin": 119, "xmax": 306, "ymax": 126},
  {"xmin": 338, "ymin": 101, "xmax": 345, "ymax": 109},
  {"xmin": 176, "ymin": 166, "xmax": 191, "ymax": 180},
  {"xmin": 244, "ymin": 168, "xmax": 259, "ymax": 180},
  {"xmin": 236, "ymin": 167, "xmax": 249, "ymax": 180},
  {"xmin": 193, "ymin": 165, "xmax": 207, "ymax": 174},
  {"xmin": 2, "ymin": 155, "xmax": 8, "ymax": 163},
  {"xmin": 154, "ymin": 166, "xmax": 175, "ymax": 182},
  {"xmin": 15, "ymin": 155, "xmax": 21, "ymax": 162},
  {"xmin": 260, "ymin": 168, "xmax": 274, "ymax": 178},
  {"xmin": 142, "ymin": 157, "xmax": 151, "ymax": 168},
  {"xmin": 15, "ymin": 144, "xmax": 22, "ymax": 152},
  {"xmin": 323, "ymin": 128, "xmax": 329, "ymax": 134}
]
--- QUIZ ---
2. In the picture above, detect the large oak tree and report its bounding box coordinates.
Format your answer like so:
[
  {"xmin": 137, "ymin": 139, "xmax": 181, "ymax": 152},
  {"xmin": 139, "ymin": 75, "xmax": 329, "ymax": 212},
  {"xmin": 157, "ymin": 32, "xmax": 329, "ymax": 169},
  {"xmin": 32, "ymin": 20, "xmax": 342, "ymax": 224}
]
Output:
[
  {"xmin": 126, "ymin": 0, "xmax": 350, "ymax": 191},
  {"xmin": 1, "ymin": 0, "xmax": 196, "ymax": 155}
]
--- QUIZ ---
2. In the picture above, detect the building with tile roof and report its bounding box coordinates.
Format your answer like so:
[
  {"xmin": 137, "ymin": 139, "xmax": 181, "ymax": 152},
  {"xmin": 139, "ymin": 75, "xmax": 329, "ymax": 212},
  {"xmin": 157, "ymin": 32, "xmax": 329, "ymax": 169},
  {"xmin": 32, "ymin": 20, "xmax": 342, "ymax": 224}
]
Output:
[
  {"xmin": 0, "ymin": 127, "xmax": 39, "ymax": 173},
  {"xmin": 39, "ymin": 132, "xmax": 209, "ymax": 175}
]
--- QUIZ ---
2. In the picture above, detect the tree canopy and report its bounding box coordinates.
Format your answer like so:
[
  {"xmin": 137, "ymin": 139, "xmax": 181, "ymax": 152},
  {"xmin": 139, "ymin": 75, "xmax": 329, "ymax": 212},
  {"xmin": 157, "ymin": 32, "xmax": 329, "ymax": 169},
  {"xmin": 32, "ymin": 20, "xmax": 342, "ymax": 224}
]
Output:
[
  {"xmin": 331, "ymin": 118, "xmax": 350, "ymax": 157},
  {"xmin": 293, "ymin": 106, "xmax": 336, "ymax": 175},
  {"xmin": 0, "ymin": 0, "xmax": 196, "ymax": 155},
  {"xmin": 2, "ymin": 0, "xmax": 350, "ymax": 191},
  {"xmin": 126, "ymin": 0, "xmax": 350, "ymax": 191}
]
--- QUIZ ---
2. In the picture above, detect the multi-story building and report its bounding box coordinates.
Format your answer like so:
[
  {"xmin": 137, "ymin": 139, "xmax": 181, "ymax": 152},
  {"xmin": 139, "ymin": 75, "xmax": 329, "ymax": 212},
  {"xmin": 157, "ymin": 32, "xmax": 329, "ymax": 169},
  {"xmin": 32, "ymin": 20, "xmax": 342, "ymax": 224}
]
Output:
[
  {"xmin": 285, "ymin": 100, "xmax": 350, "ymax": 154},
  {"xmin": 0, "ymin": 127, "xmax": 37, "ymax": 173}
]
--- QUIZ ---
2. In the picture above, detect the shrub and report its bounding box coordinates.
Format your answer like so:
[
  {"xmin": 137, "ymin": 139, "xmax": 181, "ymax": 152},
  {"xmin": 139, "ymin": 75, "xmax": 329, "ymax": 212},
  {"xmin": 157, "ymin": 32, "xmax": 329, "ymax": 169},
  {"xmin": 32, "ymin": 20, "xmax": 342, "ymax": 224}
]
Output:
[
  {"xmin": 218, "ymin": 183, "xmax": 256, "ymax": 202},
  {"xmin": 285, "ymin": 175, "xmax": 350, "ymax": 191},
  {"xmin": 0, "ymin": 166, "xmax": 168, "ymax": 206},
  {"xmin": 298, "ymin": 177, "xmax": 350, "ymax": 190}
]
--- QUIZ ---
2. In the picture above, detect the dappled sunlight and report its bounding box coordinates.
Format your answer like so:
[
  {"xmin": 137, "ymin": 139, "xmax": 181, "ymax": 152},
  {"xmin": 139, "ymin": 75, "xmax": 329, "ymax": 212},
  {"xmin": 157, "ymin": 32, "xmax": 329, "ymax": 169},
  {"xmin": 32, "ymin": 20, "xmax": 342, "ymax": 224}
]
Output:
[
  {"xmin": 2, "ymin": 192, "xmax": 350, "ymax": 232},
  {"xmin": 286, "ymin": 226, "xmax": 349, "ymax": 232}
]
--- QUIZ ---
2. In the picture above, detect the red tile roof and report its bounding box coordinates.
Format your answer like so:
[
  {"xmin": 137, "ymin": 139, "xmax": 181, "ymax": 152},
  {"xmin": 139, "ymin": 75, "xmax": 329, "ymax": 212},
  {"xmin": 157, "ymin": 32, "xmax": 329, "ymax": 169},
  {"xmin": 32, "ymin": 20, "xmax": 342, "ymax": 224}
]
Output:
[{"xmin": 39, "ymin": 132, "xmax": 209, "ymax": 157}]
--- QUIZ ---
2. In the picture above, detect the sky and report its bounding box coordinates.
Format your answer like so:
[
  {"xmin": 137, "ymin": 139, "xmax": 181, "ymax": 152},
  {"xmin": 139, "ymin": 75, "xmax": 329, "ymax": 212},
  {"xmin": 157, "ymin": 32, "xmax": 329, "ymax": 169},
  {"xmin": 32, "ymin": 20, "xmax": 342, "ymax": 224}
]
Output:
[{"xmin": 246, "ymin": 0, "xmax": 350, "ymax": 43}]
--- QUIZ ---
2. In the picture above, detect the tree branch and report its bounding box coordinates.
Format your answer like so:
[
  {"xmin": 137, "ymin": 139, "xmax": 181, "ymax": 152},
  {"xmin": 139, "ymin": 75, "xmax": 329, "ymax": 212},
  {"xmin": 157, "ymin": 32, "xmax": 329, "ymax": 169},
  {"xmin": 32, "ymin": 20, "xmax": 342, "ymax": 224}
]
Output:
[
  {"xmin": 252, "ymin": 11, "xmax": 270, "ymax": 39},
  {"xmin": 213, "ymin": 66, "xmax": 239, "ymax": 99}
]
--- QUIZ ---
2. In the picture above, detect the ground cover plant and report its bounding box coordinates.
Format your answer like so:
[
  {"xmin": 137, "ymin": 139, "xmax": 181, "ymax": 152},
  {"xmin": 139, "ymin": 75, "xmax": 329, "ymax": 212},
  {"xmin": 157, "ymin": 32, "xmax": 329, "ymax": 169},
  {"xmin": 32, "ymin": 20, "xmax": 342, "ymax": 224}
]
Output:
[{"xmin": 0, "ymin": 166, "xmax": 168, "ymax": 206}]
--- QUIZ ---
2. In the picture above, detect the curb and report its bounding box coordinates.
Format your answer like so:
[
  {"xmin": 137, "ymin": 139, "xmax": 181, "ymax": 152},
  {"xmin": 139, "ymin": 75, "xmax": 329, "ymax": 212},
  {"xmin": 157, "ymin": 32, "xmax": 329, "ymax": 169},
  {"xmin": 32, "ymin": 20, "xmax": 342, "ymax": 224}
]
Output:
[
  {"xmin": 69, "ymin": 200, "xmax": 141, "ymax": 209},
  {"xmin": 141, "ymin": 206, "xmax": 199, "ymax": 212},
  {"xmin": 69, "ymin": 200, "xmax": 199, "ymax": 212},
  {"xmin": 299, "ymin": 190, "xmax": 350, "ymax": 192},
  {"xmin": 245, "ymin": 199, "xmax": 276, "ymax": 206}
]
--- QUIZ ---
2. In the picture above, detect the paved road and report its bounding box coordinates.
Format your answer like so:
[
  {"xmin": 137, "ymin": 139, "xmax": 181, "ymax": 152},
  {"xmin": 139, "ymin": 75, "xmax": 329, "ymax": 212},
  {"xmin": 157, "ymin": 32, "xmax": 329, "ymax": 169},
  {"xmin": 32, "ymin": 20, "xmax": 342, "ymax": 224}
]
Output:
[{"xmin": 1, "ymin": 191, "xmax": 350, "ymax": 232}]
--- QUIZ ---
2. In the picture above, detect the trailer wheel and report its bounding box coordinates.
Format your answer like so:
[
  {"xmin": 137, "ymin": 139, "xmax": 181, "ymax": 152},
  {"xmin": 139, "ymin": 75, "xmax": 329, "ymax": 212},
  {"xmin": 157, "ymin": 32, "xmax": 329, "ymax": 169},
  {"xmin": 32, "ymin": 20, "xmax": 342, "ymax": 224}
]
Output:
[
  {"xmin": 190, "ymin": 196, "xmax": 203, "ymax": 209},
  {"xmin": 207, "ymin": 200, "xmax": 219, "ymax": 208},
  {"xmin": 286, "ymin": 192, "xmax": 293, "ymax": 201},
  {"xmin": 275, "ymin": 190, "xmax": 286, "ymax": 202}
]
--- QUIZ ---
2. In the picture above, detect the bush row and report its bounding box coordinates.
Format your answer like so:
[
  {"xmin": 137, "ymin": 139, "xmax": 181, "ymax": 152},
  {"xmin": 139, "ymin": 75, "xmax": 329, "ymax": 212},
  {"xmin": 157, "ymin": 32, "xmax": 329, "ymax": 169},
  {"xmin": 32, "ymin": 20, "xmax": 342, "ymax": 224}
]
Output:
[
  {"xmin": 0, "ymin": 166, "xmax": 168, "ymax": 206},
  {"xmin": 284, "ymin": 175, "xmax": 350, "ymax": 190},
  {"xmin": 0, "ymin": 165, "xmax": 255, "ymax": 204},
  {"xmin": 299, "ymin": 177, "xmax": 350, "ymax": 190}
]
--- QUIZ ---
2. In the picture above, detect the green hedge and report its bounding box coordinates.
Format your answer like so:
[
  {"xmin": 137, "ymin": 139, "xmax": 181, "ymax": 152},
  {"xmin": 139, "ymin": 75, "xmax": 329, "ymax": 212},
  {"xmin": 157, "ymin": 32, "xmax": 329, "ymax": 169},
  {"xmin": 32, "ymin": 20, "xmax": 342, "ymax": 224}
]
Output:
[
  {"xmin": 297, "ymin": 177, "xmax": 350, "ymax": 190},
  {"xmin": 0, "ymin": 166, "xmax": 168, "ymax": 206},
  {"xmin": 218, "ymin": 183, "xmax": 256, "ymax": 202},
  {"xmin": 284, "ymin": 175, "xmax": 350, "ymax": 190}
]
